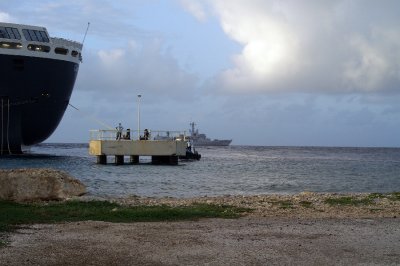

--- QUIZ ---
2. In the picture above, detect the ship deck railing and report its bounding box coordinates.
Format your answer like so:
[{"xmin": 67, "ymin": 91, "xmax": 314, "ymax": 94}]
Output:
[{"xmin": 51, "ymin": 37, "xmax": 83, "ymax": 49}]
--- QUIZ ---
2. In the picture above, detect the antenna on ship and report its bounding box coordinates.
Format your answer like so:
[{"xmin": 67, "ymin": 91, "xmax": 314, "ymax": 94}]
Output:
[
  {"xmin": 190, "ymin": 122, "xmax": 196, "ymax": 136},
  {"xmin": 82, "ymin": 22, "xmax": 90, "ymax": 46}
]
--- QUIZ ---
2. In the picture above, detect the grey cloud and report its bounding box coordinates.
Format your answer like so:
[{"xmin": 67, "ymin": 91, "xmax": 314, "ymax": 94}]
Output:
[
  {"xmin": 76, "ymin": 38, "xmax": 199, "ymax": 103},
  {"xmin": 196, "ymin": 0, "xmax": 400, "ymax": 94}
]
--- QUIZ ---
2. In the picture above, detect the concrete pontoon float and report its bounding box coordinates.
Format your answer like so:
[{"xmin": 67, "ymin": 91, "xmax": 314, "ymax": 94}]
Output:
[{"xmin": 89, "ymin": 129, "xmax": 188, "ymax": 165}]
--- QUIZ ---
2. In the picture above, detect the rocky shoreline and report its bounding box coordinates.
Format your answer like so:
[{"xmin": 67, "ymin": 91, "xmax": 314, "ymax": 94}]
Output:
[
  {"xmin": 2, "ymin": 192, "xmax": 399, "ymax": 265},
  {"xmin": 1, "ymin": 168, "xmax": 398, "ymax": 220},
  {"xmin": 85, "ymin": 191, "xmax": 400, "ymax": 219}
]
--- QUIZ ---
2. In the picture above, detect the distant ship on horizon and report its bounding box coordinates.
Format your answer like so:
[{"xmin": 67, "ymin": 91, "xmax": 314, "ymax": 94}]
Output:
[{"xmin": 189, "ymin": 122, "xmax": 232, "ymax": 146}]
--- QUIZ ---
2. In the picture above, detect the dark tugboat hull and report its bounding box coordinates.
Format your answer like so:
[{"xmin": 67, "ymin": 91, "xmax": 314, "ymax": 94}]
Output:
[{"xmin": 179, "ymin": 151, "xmax": 201, "ymax": 160}]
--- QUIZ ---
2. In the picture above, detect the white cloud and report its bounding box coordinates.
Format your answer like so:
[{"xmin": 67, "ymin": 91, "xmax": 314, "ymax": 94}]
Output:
[
  {"xmin": 98, "ymin": 49, "xmax": 125, "ymax": 65},
  {"xmin": 190, "ymin": 0, "xmax": 400, "ymax": 94},
  {"xmin": 178, "ymin": 0, "xmax": 208, "ymax": 22},
  {"xmin": 77, "ymin": 38, "xmax": 199, "ymax": 102},
  {"xmin": 212, "ymin": 1, "xmax": 301, "ymax": 92},
  {"xmin": 0, "ymin": 11, "xmax": 14, "ymax": 22}
]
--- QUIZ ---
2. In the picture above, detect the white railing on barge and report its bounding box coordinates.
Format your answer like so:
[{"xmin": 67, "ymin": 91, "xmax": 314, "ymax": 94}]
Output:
[{"xmin": 89, "ymin": 129, "xmax": 188, "ymax": 141}]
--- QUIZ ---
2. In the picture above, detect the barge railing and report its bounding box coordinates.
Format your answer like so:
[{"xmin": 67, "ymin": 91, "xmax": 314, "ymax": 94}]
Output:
[{"xmin": 89, "ymin": 129, "xmax": 188, "ymax": 141}]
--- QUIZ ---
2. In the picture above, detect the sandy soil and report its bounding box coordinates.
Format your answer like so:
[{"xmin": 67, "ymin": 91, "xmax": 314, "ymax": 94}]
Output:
[
  {"xmin": 1, "ymin": 218, "xmax": 399, "ymax": 265},
  {"xmin": 1, "ymin": 193, "xmax": 399, "ymax": 265}
]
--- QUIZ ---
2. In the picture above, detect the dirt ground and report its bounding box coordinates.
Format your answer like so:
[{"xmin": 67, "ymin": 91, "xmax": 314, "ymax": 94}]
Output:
[
  {"xmin": 0, "ymin": 217, "xmax": 399, "ymax": 265},
  {"xmin": 1, "ymin": 193, "xmax": 399, "ymax": 265}
]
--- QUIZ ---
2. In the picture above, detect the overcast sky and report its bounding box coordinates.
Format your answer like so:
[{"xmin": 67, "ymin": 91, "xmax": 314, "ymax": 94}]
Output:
[{"xmin": 1, "ymin": 0, "xmax": 400, "ymax": 146}]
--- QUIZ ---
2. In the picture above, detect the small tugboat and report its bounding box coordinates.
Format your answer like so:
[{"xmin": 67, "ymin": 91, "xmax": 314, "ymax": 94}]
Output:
[{"xmin": 179, "ymin": 140, "xmax": 201, "ymax": 160}]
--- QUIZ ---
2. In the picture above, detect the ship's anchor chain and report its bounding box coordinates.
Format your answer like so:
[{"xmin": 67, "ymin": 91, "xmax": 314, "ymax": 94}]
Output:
[{"xmin": 1, "ymin": 98, "xmax": 12, "ymax": 155}]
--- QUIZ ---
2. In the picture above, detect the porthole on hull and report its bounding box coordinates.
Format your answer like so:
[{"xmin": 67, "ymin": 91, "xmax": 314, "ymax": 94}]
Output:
[
  {"xmin": 27, "ymin": 44, "xmax": 50, "ymax": 52},
  {"xmin": 71, "ymin": 50, "xmax": 79, "ymax": 57},
  {"xmin": 55, "ymin": 47, "xmax": 68, "ymax": 55},
  {"xmin": 0, "ymin": 42, "xmax": 22, "ymax": 49}
]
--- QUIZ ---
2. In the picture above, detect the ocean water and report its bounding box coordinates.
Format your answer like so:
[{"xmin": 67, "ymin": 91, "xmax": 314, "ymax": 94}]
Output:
[{"xmin": 1, "ymin": 143, "xmax": 400, "ymax": 198}]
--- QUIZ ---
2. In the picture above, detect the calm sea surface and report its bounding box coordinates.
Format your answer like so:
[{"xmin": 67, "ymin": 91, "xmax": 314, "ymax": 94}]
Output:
[{"xmin": 1, "ymin": 144, "xmax": 400, "ymax": 198}]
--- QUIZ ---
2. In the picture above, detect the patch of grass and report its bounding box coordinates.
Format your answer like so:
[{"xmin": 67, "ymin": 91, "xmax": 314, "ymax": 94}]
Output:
[
  {"xmin": 324, "ymin": 196, "xmax": 373, "ymax": 206},
  {"xmin": 368, "ymin": 208, "xmax": 384, "ymax": 212},
  {"xmin": 0, "ymin": 200, "xmax": 250, "ymax": 234},
  {"xmin": 0, "ymin": 231, "xmax": 8, "ymax": 247},
  {"xmin": 299, "ymin": 201, "xmax": 313, "ymax": 208},
  {"xmin": 280, "ymin": 203, "xmax": 294, "ymax": 209},
  {"xmin": 278, "ymin": 201, "xmax": 294, "ymax": 209},
  {"xmin": 388, "ymin": 192, "xmax": 400, "ymax": 201},
  {"xmin": 366, "ymin": 192, "xmax": 400, "ymax": 202},
  {"xmin": 367, "ymin": 193, "xmax": 385, "ymax": 200},
  {"xmin": 269, "ymin": 200, "xmax": 294, "ymax": 209}
]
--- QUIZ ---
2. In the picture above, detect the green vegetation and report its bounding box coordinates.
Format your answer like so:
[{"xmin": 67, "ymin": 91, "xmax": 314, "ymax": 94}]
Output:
[
  {"xmin": 324, "ymin": 196, "xmax": 373, "ymax": 206},
  {"xmin": 299, "ymin": 201, "xmax": 313, "ymax": 208},
  {"xmin": 388, "ymin": 192, "xmax": 400, "ymax": 201},
  {"xmin": 0, "ymin": 200, "xmax": 250, "ymax": 235},
  {"xmin": 367, "ymin": 193, "xmax": 385, "ymax": 200},
  {"xmin": 325, "ymin": 192, "xmax": 400, "ymax": 206},
  {"xmin": 269, "ymin": 200, "xmax": 294, "ymax": 209}
]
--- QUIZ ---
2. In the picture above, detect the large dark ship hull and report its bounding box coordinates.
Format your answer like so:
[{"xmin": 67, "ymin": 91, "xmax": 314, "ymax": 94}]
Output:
[{"xmin": 0, "ymin": 54, "xmax": 79, "ymax": 154}]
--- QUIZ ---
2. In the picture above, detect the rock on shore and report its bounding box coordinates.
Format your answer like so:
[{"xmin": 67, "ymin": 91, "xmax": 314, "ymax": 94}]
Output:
[{"xmin": 0, "ymin": 168, "xmax": 86, "ymax": 201}]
